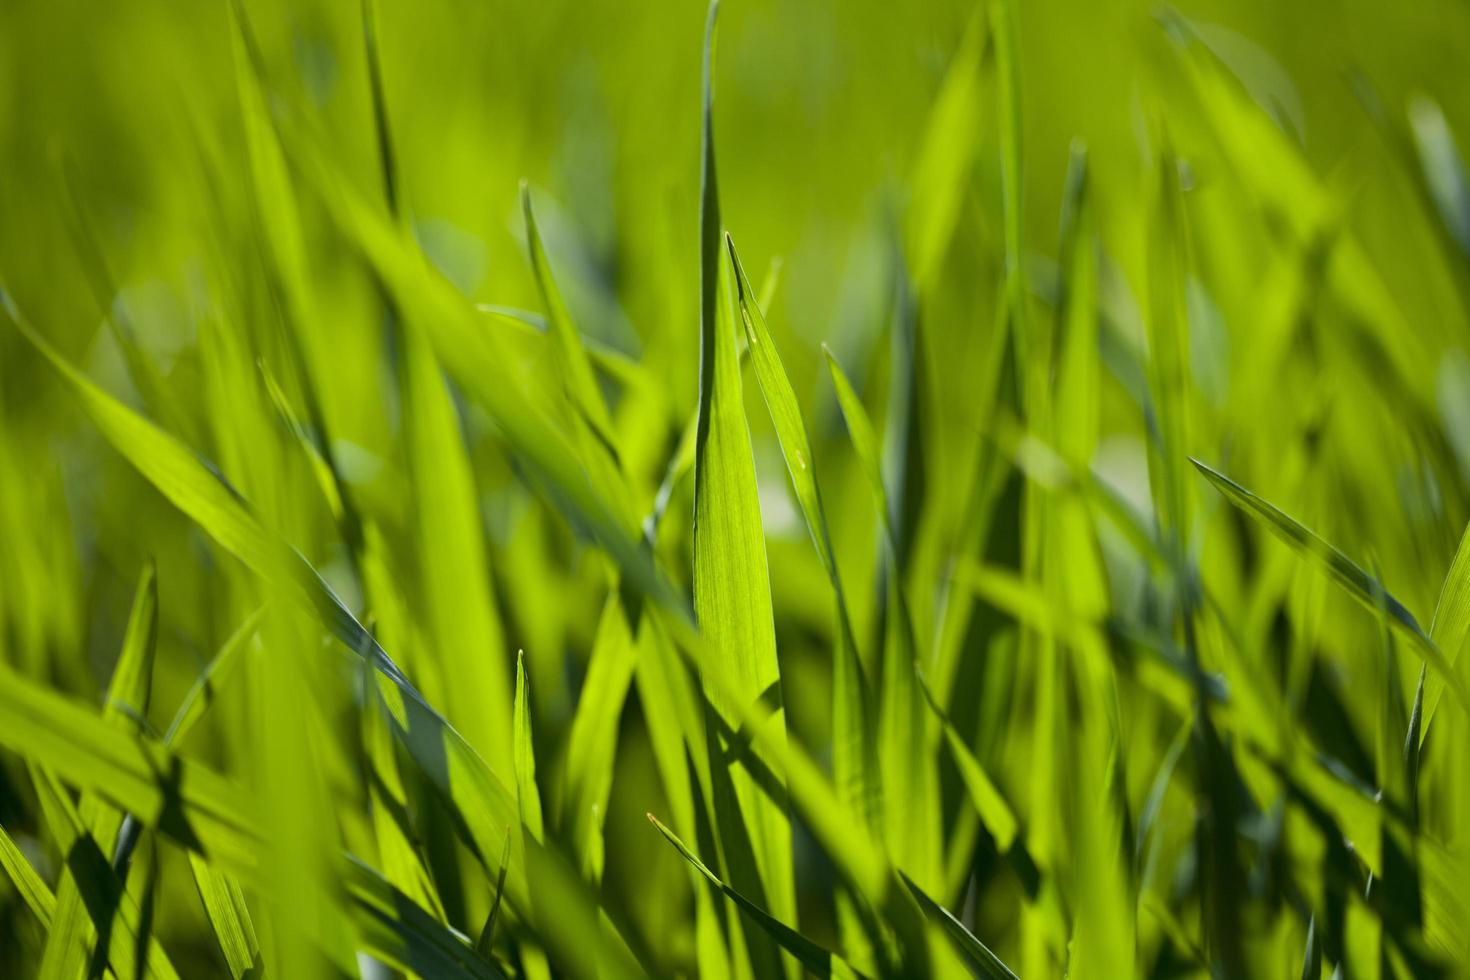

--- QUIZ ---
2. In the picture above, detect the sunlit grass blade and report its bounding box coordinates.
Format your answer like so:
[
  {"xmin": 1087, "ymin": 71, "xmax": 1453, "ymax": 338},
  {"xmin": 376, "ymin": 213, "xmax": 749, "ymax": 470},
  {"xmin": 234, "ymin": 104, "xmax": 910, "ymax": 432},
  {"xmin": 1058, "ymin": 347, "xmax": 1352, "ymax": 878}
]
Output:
[
  {"xmin": 250, "ymin": 60, "xmax": 689, "ymax": 628},
  {"xmin": 41, "ymin": 560, "xmax": 160, "ymax": 980},
  {"xmin": 1, "ymin": 820, "xmax": 56, "ymax": 929},
  {"xmin": 1192, "ymin": 457, "xmax": 1468, "ymax": 708},
  {"xmin": 398, "ymin": 299, "xmax": 515, "ymax": 766},
  {"xmin": 514, "ymin": 651, "xmax": 546, "ymax": 842},
  {"xmin": 2, "ymin": 300, "xmax": 532, "ymax": 905},
  {"xmin": 30, "ymin": 765, "xmax": 180, "ymax": 980},
  {"xmin": 690, "ymin": 2, "xmax": 796, "ymax": 973},
  {"xmin": 648, "ymin": 814, "xmax": 870, "ymax": 980},
  {"xmin": 0, "ymin": 665, "xmax": 515, "ymax": 974},
  {"xmin": 522, "ymin": 182, "xmax": 617, "ymax": 444},
  {"xmin": 728, "ymin": 233, "xmax": 876, "ymax": 829},
  {"xmin": 824, "ymin": 344, "xmax": 938, "ymax": 886},
  {"xmin": 189, "ymin": 856, "xmax": 261, "ymax": 979},
  {"xmin": 561, "ymin": 594, "xmax": 637, "ymax": 882}
]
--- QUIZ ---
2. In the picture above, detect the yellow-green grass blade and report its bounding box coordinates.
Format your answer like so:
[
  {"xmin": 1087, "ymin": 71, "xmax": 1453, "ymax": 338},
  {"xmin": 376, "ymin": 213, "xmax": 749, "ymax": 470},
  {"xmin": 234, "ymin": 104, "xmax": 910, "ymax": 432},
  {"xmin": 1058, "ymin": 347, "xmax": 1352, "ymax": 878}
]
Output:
[
  {"xmin": 2, "ymin": 666, "xmax": 511, "ymax": 976},
  {"xmin": 1048, "ymin": 145, "xmax": 1134, "ymax": 977},
  {"xmin": 914, "ymin": 671, "xmax": 1017, "ymax": 853},
  {"xmin": 514, "ymin": 652, "xmax": 546, "ymax": 843},
  {"xmin": 1192, "ymin": 457, "xmax": 1467, "ymax": 708},
  {"xmin": 522, "ymin": 183, "xmax": 617, "ymax": 444},
  {"xmin": 906, "ymin": 7, "xmax": 985, "ymax": 293},
  {"xmin": 1, "ymin": 820, "xmax": 56, "ymax": 929},
  {"xmin": 30, "ymin": 766, "xmax": 180, "ymax": 980},
  {"xmin": 823, "ymin": 345, "xmax": 938, "ymax": 886},
  {"xmin": 1419, "ymin": 518, "xmax": 1470, "ymax": 741},
  {"xmin": 398, "ymin": 305, "xmax": 514, "ymax": 767},
  {"xmin": 259, "ymin": 79, "xmax": 688, "ymax": 630},
  {"xmin": 561, "ymin": 594, "xmax": 638, "ymax": 882},
  {"xmin": 188, "ymin": 855, "xmax": 261, "ymax": 980},
  {"xmin": 3, "ymin": 302, "xmax": 533, "ymax": 909},
  {"xmin": 690, "ymin": 2, "xmax": 796, "ymax": 974},
  {"xmin": 648, "ymin": 814, "xmax": 870, "ymax": 980},
  {"xmin": 727, "ymin": 234, "xmax": 876, "ymax": 829},
  {"xmin": 654, "ymin": 610, "xmax": 934, "ymax": 974},
  {"xmin": 41, "ymin": 561, "xmax": 159, "ymax": 980}
]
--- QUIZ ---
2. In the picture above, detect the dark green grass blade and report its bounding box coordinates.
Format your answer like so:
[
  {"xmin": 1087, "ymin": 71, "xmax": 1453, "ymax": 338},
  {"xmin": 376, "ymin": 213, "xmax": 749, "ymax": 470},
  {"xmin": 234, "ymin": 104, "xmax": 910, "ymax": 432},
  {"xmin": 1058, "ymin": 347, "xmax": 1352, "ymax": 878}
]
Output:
[
  {"xmin": 899, "ymin": 870, "xmax": 1018, "ymax": 980},
  {"xmin": 648, "ymin": 814, "xmax": 869, "ymax": 980},
  {"xmin": 348, "ymin": 858, "xmax": 508, "ymax": 980}
]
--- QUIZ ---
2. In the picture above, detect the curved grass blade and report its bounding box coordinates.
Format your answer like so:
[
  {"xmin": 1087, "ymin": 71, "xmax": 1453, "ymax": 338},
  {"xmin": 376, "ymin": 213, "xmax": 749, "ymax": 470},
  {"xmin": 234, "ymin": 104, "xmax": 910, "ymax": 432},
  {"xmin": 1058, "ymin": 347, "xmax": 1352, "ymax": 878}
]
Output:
[
  {"xmin": 1, "ymin": 666, "xmax": 509, "ymax": 975},
  {"xmin": 1191, "ymin": 457, "xmax": 1468, "ymax": 708},
  {"xmin": 648, "ymin": 814, "xmax": 869, "ymax": 980},
  {"xmin": 2, "ymin": 302, "xmax": 533, "ymax": 907},
  {"xmin": 899, "ymin": 870, "xmax": 1018, "ymax": 980},
  {"xmin": 347, "ymin": 857, "xmax": 508, "ymax": 980},
  {"xmin": 914, "ymin": 671, "xmax": 1018, "ymax": 852},
  {"xmin": 522, "ymin": 183, "xmax": 617, "ymax": 445}
]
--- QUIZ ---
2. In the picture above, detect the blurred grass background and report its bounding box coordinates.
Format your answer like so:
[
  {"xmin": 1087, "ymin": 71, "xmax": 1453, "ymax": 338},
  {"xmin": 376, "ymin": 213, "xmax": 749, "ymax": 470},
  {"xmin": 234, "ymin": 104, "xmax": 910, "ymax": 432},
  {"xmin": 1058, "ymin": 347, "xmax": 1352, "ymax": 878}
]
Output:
[{"xmin": 5, "ymin": 0, "xmax": 1470, "ymax": 975}]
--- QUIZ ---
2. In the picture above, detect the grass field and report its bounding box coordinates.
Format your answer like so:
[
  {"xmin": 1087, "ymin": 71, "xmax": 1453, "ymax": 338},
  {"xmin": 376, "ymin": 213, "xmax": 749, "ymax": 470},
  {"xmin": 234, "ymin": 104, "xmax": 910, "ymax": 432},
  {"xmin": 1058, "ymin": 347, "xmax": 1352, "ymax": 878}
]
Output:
[{"xmin": 4, "ymin": 0, "xmax": 1470, "ymax": 976}]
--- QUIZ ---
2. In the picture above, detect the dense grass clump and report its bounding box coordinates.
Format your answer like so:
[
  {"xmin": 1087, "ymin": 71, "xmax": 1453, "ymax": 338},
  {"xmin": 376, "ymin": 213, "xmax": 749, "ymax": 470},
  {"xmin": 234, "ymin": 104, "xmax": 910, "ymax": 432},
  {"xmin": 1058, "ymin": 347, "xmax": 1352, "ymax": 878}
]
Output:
[{"xmin": 4, "ymin": 0, "xmax": 1470, "ymax": 976}]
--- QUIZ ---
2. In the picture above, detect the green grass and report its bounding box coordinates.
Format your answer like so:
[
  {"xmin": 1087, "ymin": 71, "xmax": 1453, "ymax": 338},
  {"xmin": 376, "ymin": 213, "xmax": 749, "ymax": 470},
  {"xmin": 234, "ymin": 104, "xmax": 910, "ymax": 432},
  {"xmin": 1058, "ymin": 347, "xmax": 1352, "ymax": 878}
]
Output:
[{"xmin": 3, "ymin": 0, "xmax": 1470, "ymax": 976}]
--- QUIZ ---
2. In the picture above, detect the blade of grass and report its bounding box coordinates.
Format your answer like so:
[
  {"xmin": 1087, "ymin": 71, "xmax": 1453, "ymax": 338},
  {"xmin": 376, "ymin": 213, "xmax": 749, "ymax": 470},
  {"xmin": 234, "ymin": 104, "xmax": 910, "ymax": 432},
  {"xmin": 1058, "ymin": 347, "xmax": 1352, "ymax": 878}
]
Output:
[
  {"xmin": 906, "ymin": 7, "xmax": 986, "ymax": 292},
  {"xmin": 0, "ymin": 820, "xmax": 56, "ymax": 929},
  {"xmin": 41, "ymin": 561, "xmax": 160, "ymax": 980},
  {"xmin": 690, "ymin": 3, "xmax": 797, "ymax": 974},
  {"xmin": 899, "ymin": 870, "xmax": 1018, "ymax": 980},
  {"xmin": 561, "ymin": 594, "xmax": 638, "ymax": 882},
  {"xmin": 824, "ymin": 344, "xmax": 938, "ymax": 886},
  {"xmin": 727, "ymin": 234, "xmax": 876, "ymax": 829},
  {"xmin": 648, "ymin": 814, "xmax": 869, "ymax": 980},
  {"xmin": 1192, "ymin": 457, "xmax": 1468, "ymax": 709},
  {"xmin": 2, "ymin": 300, "xmax": 535, "ymax": 910},
  {"xmin": 30, "ymin": 765, "xmax": 180, "ymax": 980}
]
